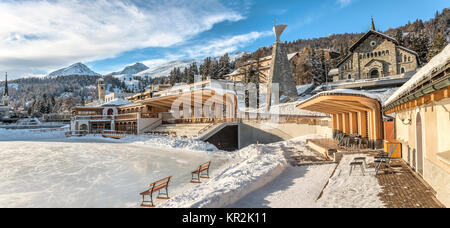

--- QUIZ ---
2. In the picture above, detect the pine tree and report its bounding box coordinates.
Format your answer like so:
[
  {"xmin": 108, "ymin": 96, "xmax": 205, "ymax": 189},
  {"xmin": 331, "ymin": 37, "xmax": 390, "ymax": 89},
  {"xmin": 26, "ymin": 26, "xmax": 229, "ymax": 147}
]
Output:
[{"xmin": 427, "ymin": 33, "xmax": 448, "ymax": 61}]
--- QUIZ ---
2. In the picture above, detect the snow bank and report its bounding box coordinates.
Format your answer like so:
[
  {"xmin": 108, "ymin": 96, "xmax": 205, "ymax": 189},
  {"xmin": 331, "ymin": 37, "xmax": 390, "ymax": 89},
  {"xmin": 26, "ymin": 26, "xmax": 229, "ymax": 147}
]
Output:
[
  {"xmin": 160, "ymin": 144, "xmax": 288, "ymax": 208},
  {"xmin": 81, "ymin": 134, "xmax": 219, "ymax": 152},
  {"xmin": 160, "ymin": 135, "xmax": 324, "ymax": 208}
]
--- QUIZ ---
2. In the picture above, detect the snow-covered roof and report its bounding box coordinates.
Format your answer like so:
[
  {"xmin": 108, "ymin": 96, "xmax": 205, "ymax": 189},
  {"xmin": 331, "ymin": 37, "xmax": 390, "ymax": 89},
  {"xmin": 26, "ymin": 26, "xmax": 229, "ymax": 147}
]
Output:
[
  {"xmin": 297, "ymin": 89, "xmax": 383, "ymax": 108},
  {"xmin": 384, "ymin": 43, "xmax": 450, "ymax": 107},
  {"xmin": 397, "ymin": 46, "xmax": 419, "ymax": 56},
  {"xmin": 102, "ymin": 98, "xmax": 132, "ymax": 107},
  {"xmin": 287, "ymin": 52, "xmax": 299, "ymax": 60},
  {"xmin": 328, "ymin": 68, "xmax": 339, "ymax": 76}
]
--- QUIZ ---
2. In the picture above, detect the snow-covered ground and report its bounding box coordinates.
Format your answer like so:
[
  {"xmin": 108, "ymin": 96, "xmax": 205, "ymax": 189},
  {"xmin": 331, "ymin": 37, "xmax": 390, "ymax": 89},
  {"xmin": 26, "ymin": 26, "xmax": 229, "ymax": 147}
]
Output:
[
  {"xmin": 0, "ymin": 129, "xmax": 385, "ymax": 208},
  {"xmin": 316, "ymin": 154, "xmax": 385, "ymax": 208},
  {"xmin": 228, "ymin": 153, "xmax": 385, "ymax": 208},
  {"xmin": 160, "ymin": 135, "xmax": 326, "ymax": 208},
  {"xmin": 0, "ymin": 129, "xmax": 231, "ymax": 208},
  {"xmin": 228, "ymin": 164, "xmax": 336, "ymax": 208}
]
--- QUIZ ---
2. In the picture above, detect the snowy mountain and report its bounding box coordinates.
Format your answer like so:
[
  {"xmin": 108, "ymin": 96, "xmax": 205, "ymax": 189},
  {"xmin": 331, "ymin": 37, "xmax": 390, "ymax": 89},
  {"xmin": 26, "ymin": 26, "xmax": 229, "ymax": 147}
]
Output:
[
  {"xmin": 48, "ymin": 63, "xmax": 101, "ymax": 77},
  {"xmin": 136, "ymin": 59, "xmax": 203, "ymax": 78},
  {"xmin": 107, "ymin": 62, "xmax": 149, "ymax": 76}
]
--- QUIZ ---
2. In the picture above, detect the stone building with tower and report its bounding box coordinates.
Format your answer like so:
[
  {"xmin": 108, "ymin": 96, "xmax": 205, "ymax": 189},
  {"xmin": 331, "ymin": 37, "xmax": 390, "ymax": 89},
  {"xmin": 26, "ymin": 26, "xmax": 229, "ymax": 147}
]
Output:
[
  {"xmin": 334, "ymin": 19, "xmax": 419, "ymax": 81},
  {"xmin": 97, "ymin": 78, "xmax": 106, "ymax": 101}
]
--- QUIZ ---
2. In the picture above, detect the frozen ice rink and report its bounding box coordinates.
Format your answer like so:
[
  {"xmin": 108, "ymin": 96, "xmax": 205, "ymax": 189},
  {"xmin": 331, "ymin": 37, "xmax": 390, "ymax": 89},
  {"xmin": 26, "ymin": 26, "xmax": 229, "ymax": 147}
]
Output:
[{"xmin": 0, "ymin": 139, "xmax": 231, "ymax": 208}]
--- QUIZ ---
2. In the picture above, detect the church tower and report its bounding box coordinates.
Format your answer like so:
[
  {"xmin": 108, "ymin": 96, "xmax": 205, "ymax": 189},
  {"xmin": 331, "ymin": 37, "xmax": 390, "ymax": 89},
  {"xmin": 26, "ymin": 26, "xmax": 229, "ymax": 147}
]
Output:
[
  {"xmin": 97, "ymin": 78, "xmax": 106, "ymax": 102},
  {"xmin": 370, "ymin": 17, "xmax": 376, "ymax": 31},
  {"xmin": 2, "ymin": 72, "xmax": 9, "ymax": 106}
]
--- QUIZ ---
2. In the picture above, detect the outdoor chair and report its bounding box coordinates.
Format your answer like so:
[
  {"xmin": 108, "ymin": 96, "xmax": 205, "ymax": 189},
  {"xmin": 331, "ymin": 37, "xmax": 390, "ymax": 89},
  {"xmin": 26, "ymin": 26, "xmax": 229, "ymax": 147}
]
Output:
[
  {"xmin": 374, "ymin": 144, "xmax": 398, "ymax": 176},
  {"xmin": 350, "ymin": 161, "xmax": 365, "ymax": 176},
  {"xmin": 354, "ymin": 157, "xmax": 367, "ymax": 168}
]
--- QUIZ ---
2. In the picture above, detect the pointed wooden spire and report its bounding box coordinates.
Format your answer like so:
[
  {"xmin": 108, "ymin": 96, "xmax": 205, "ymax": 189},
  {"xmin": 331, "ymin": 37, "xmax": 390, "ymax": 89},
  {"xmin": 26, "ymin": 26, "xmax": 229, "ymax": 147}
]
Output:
[{"xmin": 371, "ymin": 17, "xmax": 376, "ymax": 31}]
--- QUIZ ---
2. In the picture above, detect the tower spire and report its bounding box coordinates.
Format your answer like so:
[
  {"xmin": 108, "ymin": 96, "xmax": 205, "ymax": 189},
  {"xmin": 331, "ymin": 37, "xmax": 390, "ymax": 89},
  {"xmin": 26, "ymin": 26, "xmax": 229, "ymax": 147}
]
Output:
[{"xmin": 371, "ymin": 17, "xmax": 376, "ymax": 31}]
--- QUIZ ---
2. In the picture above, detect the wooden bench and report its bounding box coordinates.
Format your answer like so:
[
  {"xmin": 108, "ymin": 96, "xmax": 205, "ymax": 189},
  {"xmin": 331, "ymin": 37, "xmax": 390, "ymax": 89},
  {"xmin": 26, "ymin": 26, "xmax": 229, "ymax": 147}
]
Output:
[
  {"xmin": 191, "ymin": 162, "xmax": 211, "ymax": 183},
  {"xmin": 139, "ymin": 176, "xmax": 172, "ymax": 207}
]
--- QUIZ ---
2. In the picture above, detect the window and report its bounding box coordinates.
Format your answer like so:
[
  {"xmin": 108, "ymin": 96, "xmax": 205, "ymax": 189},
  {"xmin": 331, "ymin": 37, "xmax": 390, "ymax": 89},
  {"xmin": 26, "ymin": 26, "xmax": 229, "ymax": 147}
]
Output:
[
  {"xmin": 347, "ymin": 74, "xmax": 352, "ymax": 79},
  {"xmin": 375, "ymin": 52, "xmax": 378, "ymax": 57},
  {"xmin": 404, "ymin": 56, "xmax": 407, "ymax": 62},
  {"xmin": 408, "ymin": 56, "xmax": 411, "ymax": 62},
  {"xmin": 378, "ymin": 51, "xmax": 381, "ymax": 56},
  {"xmin": 400, "ymin": 67, "xmax": 405, "ymax": 74},
  {"xmin": 382, "ymin": 51, "xmax": 385, "ymax": 55},
  {"xmin": 386, "ymin": 50, "xmax": 389, "ymax": 55},
  {"xmin": 370, "ymin": 41, "xmax": 376, "ymax": 47},
  {"xmin": 107, "ymin": 108, "xmax": 114, "ymax": 116}
]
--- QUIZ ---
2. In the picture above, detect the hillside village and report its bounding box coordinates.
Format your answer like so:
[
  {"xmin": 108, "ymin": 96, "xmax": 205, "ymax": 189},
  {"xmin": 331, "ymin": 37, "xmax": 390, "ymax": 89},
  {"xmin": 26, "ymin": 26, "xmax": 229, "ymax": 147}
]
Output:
[{"xmin": 0, "ymin": 2, "xmax": 449, "ymax": 210}]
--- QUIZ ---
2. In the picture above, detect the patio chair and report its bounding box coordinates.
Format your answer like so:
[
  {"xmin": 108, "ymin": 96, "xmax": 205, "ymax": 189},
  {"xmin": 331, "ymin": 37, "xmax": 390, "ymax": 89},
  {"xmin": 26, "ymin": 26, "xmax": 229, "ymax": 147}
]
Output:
[{"xmin": 374, "ymin": 144, "xmax": 398, "ymax": 176}]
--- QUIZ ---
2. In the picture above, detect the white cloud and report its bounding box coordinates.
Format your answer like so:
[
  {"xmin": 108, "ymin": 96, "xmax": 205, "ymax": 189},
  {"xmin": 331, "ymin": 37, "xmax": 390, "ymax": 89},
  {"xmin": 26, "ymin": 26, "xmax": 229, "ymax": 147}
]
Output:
[
  {"xmin": 0, "ymin": 0, "xmax": 244, "ymax": 78},
  {"xmin": 132, "ymin": 31, "xmax": 272, "ymax": 74},
  {"xmin": 336, "ymin": 0, "xmax": 353, "ymax": 8},
  {"xmin": 184, "ymin": 31, "xmax": 272, "ymax": 58}
]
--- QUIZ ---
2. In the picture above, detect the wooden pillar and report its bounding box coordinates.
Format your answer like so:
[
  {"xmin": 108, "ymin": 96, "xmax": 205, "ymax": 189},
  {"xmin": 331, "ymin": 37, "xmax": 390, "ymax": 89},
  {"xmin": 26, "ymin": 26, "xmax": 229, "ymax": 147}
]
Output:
[
  {"xmin": 359, "ymin": 111, "xmax": 368, "ymax": 138},
  {"xmin": 350, "ymin": 112, "xmax": 358, "ymax": 134},
  {"xmin": 332, "ymin": 114, "xmax": 337, "ymax": 130},
  {"xmin": 337, "ymin": 114, "xmax": 343, "ymax": 131},
  {"xmin": 343, "ymin": 113, "xmax": 350, "ymax": 134}
]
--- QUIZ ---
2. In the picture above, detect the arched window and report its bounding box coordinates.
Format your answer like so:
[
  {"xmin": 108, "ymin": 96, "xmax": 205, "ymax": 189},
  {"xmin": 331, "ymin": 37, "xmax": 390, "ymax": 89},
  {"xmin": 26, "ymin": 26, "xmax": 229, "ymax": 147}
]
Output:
[
  {"xmin": 374, "ymin": 52, "xmax": 378, "ymax": 57},
  {"xmin": 386, "ymin": 50, "xmax": 389, "ymax": 55},
  {"xmin": 347, "ymin": 74, "xmax": 352, "ymax": 79},
  {"xmin": 401, "ymin": 67, "xmax": 405, "ymax": 74},
  {"xmin": 408, "ymin": 56, "xmax": 411, "ymax": 62},
  {"xmin": 378, "ymin": 51, "xmax": 381, "ymax": 56},
  {"xmin": 107, "ymin": 108, "xmax": 114, "ymax": 116},
  {"xmin": 404, "ymin": 56, "xmax": 407, "ymax": 62},
  {"xmin": 382, "ymin": 51, "xmax": 385, "ymax": 55}
]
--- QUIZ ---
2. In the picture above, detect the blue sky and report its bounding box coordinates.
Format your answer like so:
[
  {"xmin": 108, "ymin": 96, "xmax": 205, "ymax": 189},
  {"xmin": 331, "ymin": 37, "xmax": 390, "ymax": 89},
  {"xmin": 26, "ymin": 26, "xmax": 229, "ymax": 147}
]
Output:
[{"xmin": 0, "ymin": 0, "xmax": 448, "ymax": 79}]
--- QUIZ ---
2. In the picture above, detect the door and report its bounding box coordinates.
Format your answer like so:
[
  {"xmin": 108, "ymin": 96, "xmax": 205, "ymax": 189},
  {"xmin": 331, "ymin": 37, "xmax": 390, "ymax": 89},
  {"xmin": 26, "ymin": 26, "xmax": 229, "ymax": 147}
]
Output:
[{"xmin": 416, "ymin": 113, "xmax": 424, "ymax": 176}]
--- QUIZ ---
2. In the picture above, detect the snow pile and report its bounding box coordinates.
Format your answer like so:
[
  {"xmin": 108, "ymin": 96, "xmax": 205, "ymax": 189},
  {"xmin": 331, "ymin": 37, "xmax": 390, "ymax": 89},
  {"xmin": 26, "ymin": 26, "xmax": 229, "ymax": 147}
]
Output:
[
  {"xmin": 316, "ymin": 154, "xmax": 385, "ymax": 208},
  {"xmin": 102, "ymin": 98, "xmax": 132, "ymax": 106},
  {"xmin": 122, "ymin": 135, "xmax": 219, "ymax": 152},
  {"xmin": 160, "ymin": 135, "xmax": 324, "ymax": 208},
  {"xmin": 160, "ymin": 144, "xmax": 287, "ymax": 208},
  {"xmin": 384, "ymin": 43, "xmax": 450, "ymax": 106}
]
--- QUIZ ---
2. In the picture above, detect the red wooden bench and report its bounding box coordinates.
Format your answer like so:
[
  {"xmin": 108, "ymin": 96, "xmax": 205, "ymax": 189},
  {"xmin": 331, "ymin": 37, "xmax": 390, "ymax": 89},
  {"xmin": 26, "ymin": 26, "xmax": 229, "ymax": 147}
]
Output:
[
  {"xmin": 191, "ymin": 162, "xmax": 211, "ymax": 183},
  {"xmin": 139, "ymin": 176, "xmax": 172, "ymax": 207}
]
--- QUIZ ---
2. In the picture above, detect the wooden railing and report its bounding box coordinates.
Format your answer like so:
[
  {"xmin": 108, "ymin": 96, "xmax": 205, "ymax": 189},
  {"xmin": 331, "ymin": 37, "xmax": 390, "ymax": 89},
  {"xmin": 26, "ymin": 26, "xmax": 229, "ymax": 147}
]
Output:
[
  {"xmin": 239, "ymin": 113, "xmax": 330, "ymax": 126},
  {"xmin": 163, "ymin": 118, "xmax": 236, "ymax": 124},
  {"xmin": 115, "ymin": 113, "xmax": 139, "ymax": 120},
  {"xmin": 141, "ymin": 113, "xmax": 159, "ymax": 119}
]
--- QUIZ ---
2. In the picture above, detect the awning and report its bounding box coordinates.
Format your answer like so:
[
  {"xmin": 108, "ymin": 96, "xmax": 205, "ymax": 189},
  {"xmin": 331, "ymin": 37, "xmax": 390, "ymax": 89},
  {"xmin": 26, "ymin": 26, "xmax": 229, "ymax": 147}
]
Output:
[{"xmin": 297, "ymin": 91, "xmax": 383, "ymax": 142}]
